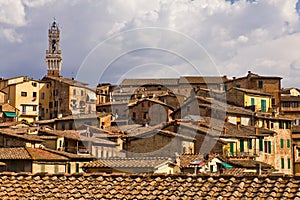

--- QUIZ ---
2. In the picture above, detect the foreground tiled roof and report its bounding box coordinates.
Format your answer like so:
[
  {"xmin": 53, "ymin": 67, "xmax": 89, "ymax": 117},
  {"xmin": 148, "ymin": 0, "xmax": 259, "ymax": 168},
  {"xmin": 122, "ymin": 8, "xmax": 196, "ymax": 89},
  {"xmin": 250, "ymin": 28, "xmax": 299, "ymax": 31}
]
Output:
[{"xmin": 0, "ymin": 173, "xmax": 299, "ymax": 199}]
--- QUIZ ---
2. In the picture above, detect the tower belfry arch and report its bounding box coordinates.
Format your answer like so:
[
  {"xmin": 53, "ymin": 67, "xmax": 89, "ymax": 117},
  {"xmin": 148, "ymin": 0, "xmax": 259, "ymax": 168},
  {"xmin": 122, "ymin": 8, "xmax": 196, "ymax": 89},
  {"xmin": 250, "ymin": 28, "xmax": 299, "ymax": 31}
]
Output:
[{"xmin": 46, "ymin": 18, "xmax": 62, "ymax": 77}]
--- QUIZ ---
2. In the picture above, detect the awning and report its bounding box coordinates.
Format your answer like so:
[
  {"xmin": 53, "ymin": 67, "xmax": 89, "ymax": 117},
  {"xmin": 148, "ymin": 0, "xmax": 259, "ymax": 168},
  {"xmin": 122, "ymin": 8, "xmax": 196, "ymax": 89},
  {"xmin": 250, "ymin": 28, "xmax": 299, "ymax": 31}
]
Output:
[
  {"xmin": 221, "ymin": 162, "xmax": 232, "ymax": 169},
  {"xmin": 3, "ymin": 112, "xmax": 18, "ymax": 118}
]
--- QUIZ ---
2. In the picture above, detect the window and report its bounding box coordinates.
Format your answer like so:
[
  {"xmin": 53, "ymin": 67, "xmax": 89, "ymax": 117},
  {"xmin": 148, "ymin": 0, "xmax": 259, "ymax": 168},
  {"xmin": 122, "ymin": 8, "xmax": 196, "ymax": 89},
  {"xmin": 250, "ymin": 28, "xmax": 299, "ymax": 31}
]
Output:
[
  {"xmin": 148, "ymin": 102, "xmax": 151, "ymax": 107},
  {"xmin": 22, "ymin": 106, "xmax": 26, "ymax": 114},
  {"xmin": 292, "ymin": 102, "xmax": 299, "ymax": 108},
  {"xmin": 41, "ymin": 92, "xmax": 45, "ymax": 99},
  {"xmin": 240, "ymin": 139, "xmax": 244, "ymax": 153},
  {"xmin": 21, "ymin": 92, "xmax": 27, "ymax": 97},
  {"xmin": 33, "ymin": 106, "xmax": 37, "ymax": 111},
  {"xmin": 288, "ymin": 158, "xmax": 291, "ymax": 169},
  {"xmin": 248, "ymin": 139, "xmax": 252, "ymax": 149},
  {"xmin": 261, "ymin": 99, "xmax": 266, "ymax": 112},
  {"xmin": 62, "ymin": 122, "xmax": 65, "ymax": 130},
  {"xmin": 54, "ymin": 101, "xmax": 58, "ymax": 107},
  {"xmin": 33, "ymin": 92, "xmax": 37, "ymax": 98},
  {"xmin": 132, "ymin": 112, "xmax": 136, "ymax": 120},
  {"xmin": 279, "ymin": 121, "xmax": 284, "ymax": 129},
  {"xmin": 287, "ymin": 139, "xmax": 290, "ymax": 148},
  {"xmin": 230, "ymin": 142, "xmax": 234, "ymax": 156},
  {"xmin": 49, "ymin": 102, "xmax": 53, "ymax": 108},
  {"xmin": 223, "ymin": 85, "xmax": 227, "ymax": 91},
  {"xmin": 41, "ymin": 164, "xmax": 45, "ymax": 172},
  {"xmin": 210, "ymin": 165, "xmax": 214, "ymax": 172},
  {"xmin": 251, "ymin": 98, "xmax": 255, "ymax": 106},
  {"xmin": 281, "ymin": 158, "xmax": 285, "ymax": 169},
  {"xmin": 268, "ymin": 141, "xmax": 271, "ymax": 153},
  {"xmin": 47, "ymin": 84, "xmax": 50, "ymax": 88},
  {"xmin": 235, "ymin": 84, "xmax": 240, "ymax": 88},
  {"xmin": 141, "ymin": 102, "xmax": 144, "ymax": 107},
  {"xmin": 46, "ymin": 109, "xmax": 48, "ymax": 114},
  {"xmin": 259, "ymin": 138, "xmax": 263, "ymax": 151},
  {"xmin": 282, "ymin": 102, "xmax": 290, "ymax": 108},
  {"xmin": 258, "ymin": 81, "xmax": 263, "ymax": 89},
  {"xmin": 54, "ymin": 165, "xmax": 59, "ymax": 173},
  {"xmin": 69, "ymin": 122, "xmax": 73, "ymax": 130},
  {"xmin": 143, "ymin": 112, "xmax": 148, "ymax": 119},
  {"xmin": 73, "ymin": 89, "xmax": 76, "ymax": 95},
  {"xmin": 264, "ymin": 141, "xmax": 272, "ymax": 153},
  {"xmin": 32, "ymin": 82, "xmax": 37, "ymax": 87},
  {"xmin": 271, "ymin": 98, "xmax": 276, "ymax": 107},
  {"xmin": 81, "ymin": 90, "xmax": 84, "ymax": 96},
  {"xmin": 286, "ymin": 122, "xmax": 291, "ymax": 129},
  {"xmin": 264, "ymin": 141, "xmax": 268, "ymax": 153},
  {"xmin": 280, "ymin": 139, "xmax": 284, "ymax": 148},
  {"xmin": 67, "ymin": 163, "xmax": 71, "ymax": 173},
  {"xmin": 54, "ymin": 89, "xmax": 58, "ymax": 96},
  {"xmin": 76, "ymin": 163, "xmax": 80, "ymax": 173}
]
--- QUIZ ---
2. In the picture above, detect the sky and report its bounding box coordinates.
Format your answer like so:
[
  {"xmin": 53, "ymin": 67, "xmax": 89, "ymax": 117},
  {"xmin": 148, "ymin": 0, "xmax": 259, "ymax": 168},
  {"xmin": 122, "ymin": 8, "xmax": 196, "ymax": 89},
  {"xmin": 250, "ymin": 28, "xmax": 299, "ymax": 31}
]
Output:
[{"xmin": 1, "ymin": 0, "xmax": 300, "ymax": 88}]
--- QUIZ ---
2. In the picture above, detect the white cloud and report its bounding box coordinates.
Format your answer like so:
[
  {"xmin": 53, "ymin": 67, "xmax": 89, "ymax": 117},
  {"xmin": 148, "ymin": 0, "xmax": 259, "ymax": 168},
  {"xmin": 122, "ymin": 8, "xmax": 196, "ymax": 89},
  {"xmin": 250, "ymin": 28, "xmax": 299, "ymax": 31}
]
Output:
[
  {"xmin": 0, "ymin": 28, "xmax": 22, "ymax": 43},
  {"xmin": 1, "ymin": 0, "xmax": 300, "ymax": 87},
  {"xmin": 0, "ymin": 0, "xmax": 26, "ymax": 26}
]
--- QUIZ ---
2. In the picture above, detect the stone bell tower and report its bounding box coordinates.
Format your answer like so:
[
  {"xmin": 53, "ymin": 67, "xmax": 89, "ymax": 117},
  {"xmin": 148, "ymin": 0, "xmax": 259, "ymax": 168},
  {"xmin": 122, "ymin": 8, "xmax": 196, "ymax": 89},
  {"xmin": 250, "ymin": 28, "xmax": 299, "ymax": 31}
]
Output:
[{"xmin": 46, "ymin": 18, "xmax": 62, "ymax": 77}]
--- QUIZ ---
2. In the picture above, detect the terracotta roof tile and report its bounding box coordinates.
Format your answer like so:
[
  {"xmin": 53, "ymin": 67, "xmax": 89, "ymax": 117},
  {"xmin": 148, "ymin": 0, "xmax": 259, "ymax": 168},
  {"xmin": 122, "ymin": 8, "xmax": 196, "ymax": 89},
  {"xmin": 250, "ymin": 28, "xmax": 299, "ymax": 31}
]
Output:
[
  {"xmin": 0, "ymin": 147, "xmax": 31, "ymax": 160},
  {"xmin": 82, "ymin": 157, "xmax": 172, "ymax": 168},
  {"xmin": 26, "ymin": 147, "xmax": 69, "ymax": 161}
]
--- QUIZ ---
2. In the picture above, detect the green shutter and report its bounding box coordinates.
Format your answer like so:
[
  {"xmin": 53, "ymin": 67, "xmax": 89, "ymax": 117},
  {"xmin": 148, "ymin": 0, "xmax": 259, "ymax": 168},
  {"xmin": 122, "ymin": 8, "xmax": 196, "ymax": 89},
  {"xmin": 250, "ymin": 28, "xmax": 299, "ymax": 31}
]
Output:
[
  {"xmin": 259, "ymin": 138, "xmax": 263, "ymax": 151},
  {"xmin": 230, "ymin": 142, "xmax": 234, "ymax": 156},
  {"xmin": 41, "ymin": 164, "xmax": 45, "ymax": 172},
  {"xmin": 287, "ymin": 139, "xmax": 290, "ymax": 148},
  {"xmin": 280, "ymin": 139, "xmax": 284, "ymax": 148},
  {"xmin": 288, "ymin": 158, "xmax": 291, "ymax": 169},
  {"xmin": 251, "ymin": 98, "xmax": 255, "ymax": 106},
  {"xmin": 240, "ymin": 139, "xmax": 244, "ymax": 153},
  {"xmin": 268, "ymin": 141, "xmax": 271, "ymax": 153},
  {"xmin": 54, "ymin": 165, "xmax": 59, "ymax": 173},
  {"xmin": 261, "ymin": 99, "xmax": 266, "ymax": 112},
  {"xmin": 281, "ymin": 158, "xmax": 285, "ymax": 169}
]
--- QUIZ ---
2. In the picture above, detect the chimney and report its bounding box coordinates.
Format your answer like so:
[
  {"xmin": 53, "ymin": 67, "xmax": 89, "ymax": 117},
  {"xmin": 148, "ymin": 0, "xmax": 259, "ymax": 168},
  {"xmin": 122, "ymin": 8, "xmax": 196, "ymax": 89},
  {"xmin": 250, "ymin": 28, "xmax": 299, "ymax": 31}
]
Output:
[
  {"xmin": 233, "ymin": 77, "xmax": 236, "ymax": 80},
  {"xmin": 223, "ymin": 127, "xmax": 226, "ymax": 135},
  {"xmin": 256, "ymin": 163, "xmax": 261, "ymax": 175},
  {"xmin": 248, "ymin": 71, "xmax": 251, "ymax": 74},
  {"xmin": 225, "ymin": 117, "xmax": 229, "ymax": 122}
]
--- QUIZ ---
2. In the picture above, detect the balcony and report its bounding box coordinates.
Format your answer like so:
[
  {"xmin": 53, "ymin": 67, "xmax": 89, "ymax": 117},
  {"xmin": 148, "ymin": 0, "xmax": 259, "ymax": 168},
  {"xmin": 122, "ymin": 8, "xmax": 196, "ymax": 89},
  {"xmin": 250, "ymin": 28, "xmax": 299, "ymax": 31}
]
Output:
[
  {"xmin": 21, "ymin": 111, "xmax": 38, "ymax": 116},
  {"xmin": 65, "ymin": 147, "xmax": 90, "ymax": 155}
]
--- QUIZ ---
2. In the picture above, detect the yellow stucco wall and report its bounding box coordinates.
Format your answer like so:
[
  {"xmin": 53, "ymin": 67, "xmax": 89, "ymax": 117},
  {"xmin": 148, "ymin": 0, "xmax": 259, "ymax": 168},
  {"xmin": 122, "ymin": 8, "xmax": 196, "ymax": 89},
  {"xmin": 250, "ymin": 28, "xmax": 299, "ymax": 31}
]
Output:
[{"xmin": 244, "ymin": 94, "xmax": 272, "ymax": 112}]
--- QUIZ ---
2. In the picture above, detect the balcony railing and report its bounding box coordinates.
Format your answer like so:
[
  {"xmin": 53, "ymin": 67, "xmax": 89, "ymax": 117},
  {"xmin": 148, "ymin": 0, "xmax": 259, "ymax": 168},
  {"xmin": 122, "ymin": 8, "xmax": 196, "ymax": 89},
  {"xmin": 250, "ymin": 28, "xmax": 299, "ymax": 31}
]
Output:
[{"xmin": 21, "ymin": 111, "xmax": 38, "ymax": 116}]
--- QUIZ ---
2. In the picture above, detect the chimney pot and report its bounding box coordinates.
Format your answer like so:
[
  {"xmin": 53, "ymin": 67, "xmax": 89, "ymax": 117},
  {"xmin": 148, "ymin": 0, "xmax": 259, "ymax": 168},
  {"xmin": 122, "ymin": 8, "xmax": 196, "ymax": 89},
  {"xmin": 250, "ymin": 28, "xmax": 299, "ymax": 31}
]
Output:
[
  {"xmin": 233, "ymin": 77, "xmax": 236, "ymax": 80},
  {"xmin": 248, "ymin": 71, "xmax": 251, "ymax": 74},
  {"xmin": 223, "ymin": 127, "xmax": 226, "ymax": 135}
]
